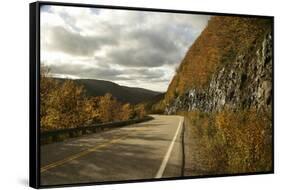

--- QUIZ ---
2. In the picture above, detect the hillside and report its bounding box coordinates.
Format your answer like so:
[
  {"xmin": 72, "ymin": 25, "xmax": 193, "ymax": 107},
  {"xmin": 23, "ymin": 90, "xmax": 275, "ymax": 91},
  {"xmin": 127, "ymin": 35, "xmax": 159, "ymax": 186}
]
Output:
[
  {"xmin": 164, "ymin": 16, "xmax": 272, "ymax": 110},
  {"xmin": 53, "ymin": 78, "xmax": 160, "ymax": 104},
  {"xmin": 161, "ymin": 15, "xmax": 273, "ymax": 175}
]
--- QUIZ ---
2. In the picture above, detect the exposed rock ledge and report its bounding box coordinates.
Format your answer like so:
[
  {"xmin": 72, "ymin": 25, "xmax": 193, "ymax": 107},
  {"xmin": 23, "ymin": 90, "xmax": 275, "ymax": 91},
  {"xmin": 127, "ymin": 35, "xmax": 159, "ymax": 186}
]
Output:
[{"xmin": 166, "ymin": 33, "xmax": 272, "ymax": 114}]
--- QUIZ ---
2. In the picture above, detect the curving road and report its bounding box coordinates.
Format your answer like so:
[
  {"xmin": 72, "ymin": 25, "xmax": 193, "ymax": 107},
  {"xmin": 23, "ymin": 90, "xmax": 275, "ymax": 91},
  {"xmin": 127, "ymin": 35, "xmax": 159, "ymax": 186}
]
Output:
[{"xmin": 40, "ymin": 115, "xmax": 184, "ymax": 186}]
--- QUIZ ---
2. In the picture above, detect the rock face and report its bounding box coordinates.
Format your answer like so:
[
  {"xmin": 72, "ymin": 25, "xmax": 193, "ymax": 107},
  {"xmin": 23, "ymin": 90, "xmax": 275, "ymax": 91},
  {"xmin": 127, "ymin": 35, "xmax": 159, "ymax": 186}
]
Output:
[{"xmin": 165, "ymin": 33, "xmax": 272, "ymax": 114}]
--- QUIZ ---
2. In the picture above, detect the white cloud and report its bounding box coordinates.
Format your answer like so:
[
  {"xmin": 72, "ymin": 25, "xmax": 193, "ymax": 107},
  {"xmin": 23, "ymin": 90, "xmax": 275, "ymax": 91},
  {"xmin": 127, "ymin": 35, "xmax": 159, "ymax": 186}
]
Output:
[{"xmin": 40, "ymin": 5, "xmax": 210, "ymax": 92}]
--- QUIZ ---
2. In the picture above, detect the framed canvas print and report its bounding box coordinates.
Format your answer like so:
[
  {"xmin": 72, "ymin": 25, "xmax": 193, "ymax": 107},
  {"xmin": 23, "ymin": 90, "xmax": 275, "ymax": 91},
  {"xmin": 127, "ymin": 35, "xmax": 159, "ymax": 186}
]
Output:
[{"xmin": 29, "ymin": 1, "xmax": 274, "ymax": 188}]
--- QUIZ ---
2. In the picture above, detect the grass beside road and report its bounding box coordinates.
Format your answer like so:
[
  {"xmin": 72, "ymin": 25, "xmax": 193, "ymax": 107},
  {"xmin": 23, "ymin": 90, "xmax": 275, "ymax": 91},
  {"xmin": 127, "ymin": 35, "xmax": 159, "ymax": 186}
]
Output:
[{"xmin": 181, "ymin": 109, "xmax": 272, "ymax": 175}]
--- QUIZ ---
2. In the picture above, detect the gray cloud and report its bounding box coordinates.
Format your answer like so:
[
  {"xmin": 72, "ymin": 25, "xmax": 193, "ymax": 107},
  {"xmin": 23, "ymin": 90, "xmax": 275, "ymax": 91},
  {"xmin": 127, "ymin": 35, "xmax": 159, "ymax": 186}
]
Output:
[
  {"xmin": 47, "ymin": 63, "xmax": 168, "ymax": 83},
  {"xmin": 46, "ymin": 26, "xmax": 118, "ymax": 56},
  {"xmin": 104, "ymin": 26, "xmax": 194, "ymax": 67},
  {"xmin": 107, "ymin": 47, "xmax": 179, "ymax": 68},
  {"xmin": 48, "ymin": 63, "xmax": 123, "ymax": 81},
  {"xmin": 41, "ymin": 5, "xmax": 53, "ymax": 13},
  {"xmin": 41, "ymin": 6, "xmax": 210, "ymax": 91},
  {"xmin": 127, "ymin": 68, "xmax": 166, "ymax": 80}
]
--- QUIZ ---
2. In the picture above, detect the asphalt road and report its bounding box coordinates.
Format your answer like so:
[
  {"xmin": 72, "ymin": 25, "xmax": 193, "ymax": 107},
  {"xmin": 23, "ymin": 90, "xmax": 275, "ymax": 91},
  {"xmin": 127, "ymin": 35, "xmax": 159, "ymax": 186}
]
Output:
[{"xmin": 40, "ymin": 115, "xmax": 184, "ymax": 186}]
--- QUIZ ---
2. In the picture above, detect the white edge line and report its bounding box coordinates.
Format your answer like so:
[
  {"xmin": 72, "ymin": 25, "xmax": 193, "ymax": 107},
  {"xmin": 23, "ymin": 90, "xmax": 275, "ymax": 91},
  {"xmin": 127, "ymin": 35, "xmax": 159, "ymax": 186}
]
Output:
[{"xmin": 155, "ymin": 116, "xmax": 183, "ymax": 178}]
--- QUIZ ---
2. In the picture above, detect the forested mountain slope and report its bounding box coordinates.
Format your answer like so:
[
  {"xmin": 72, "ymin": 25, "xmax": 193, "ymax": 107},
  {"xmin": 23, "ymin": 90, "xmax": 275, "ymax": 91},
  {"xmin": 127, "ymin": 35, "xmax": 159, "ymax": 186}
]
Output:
[
  {"xmin": 164, "ymin": 16, "xmax": 272, "ymax": 113},
  {"xmin": 160, "ymin": 16, "xmax": 273, "ymax": 174},
  {"xmin": 54, "ymin": 78, "xmax": 160, "ymax": 104}
]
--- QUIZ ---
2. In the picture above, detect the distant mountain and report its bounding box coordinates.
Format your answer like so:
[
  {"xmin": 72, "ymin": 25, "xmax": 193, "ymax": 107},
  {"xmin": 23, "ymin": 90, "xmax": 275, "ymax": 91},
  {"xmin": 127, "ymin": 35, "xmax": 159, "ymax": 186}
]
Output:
[{"xmin": 53, "ymin": 78, "xmax": 161, "ymax": 104}]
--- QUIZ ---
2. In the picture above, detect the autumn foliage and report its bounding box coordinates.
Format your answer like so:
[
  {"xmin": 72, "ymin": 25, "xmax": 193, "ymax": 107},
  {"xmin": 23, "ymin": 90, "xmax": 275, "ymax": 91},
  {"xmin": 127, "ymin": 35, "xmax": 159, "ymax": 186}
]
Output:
[
  {"xmin": 165, "ymin": 16, "xmax": 272, "ymax": 105},
  {"xmin": 164, "ymin": 16, "xmax": 273, "ymax": 175},
  {"xmin": 183, "ymin": 109, "xmax": 272, "ymax": 175},
  {"xmin": 40, "ymin": 68, "xmax": 146, "ymax": 131}
]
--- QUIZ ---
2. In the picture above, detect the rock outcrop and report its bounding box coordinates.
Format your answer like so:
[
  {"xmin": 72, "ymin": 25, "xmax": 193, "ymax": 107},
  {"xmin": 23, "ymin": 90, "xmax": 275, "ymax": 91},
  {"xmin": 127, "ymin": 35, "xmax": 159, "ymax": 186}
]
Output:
[{"xmin": 165, "ymin": 32, "xmax": 272, "ymax": 114}]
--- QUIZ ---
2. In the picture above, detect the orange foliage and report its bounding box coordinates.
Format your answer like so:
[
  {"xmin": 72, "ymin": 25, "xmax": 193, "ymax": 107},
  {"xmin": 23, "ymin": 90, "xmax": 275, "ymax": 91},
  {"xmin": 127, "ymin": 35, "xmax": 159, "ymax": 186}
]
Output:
[
  {"xmin": 40, "ymin": 68, "xmax": 146, "ymax": 131},
  {"xmin": 183, "ymin": 109, "xmax": 272, "ymax": 174},
  {"xmin": 165, "ymin": 16, "xmax": 272, "ymax": 105}
]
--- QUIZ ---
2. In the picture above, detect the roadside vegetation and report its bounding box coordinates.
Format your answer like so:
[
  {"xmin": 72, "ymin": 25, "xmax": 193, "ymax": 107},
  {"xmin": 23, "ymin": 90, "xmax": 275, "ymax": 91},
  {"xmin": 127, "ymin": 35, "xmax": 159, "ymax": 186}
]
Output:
[
  {"xmin": 153, "ymin": 16, "xmax": 273, "ymax": 175},
  {"xmin": 40, "ymin": 67, "xmax": 146, "ymax": 132},
  {"xmin": 181, "ymin": 109, "xmax": 272, "ymax": 175}
]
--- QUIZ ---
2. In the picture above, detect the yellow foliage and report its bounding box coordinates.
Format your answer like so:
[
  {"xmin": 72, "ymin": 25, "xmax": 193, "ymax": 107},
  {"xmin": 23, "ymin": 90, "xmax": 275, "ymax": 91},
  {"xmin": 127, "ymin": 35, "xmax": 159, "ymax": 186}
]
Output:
[
  {"xmin": 165, "ymin": 16, "xmax": 272, "ymax": 105},
  {"xmin": 121, "ymin": 103, "xmax": 133, "ymax": 121},
  {"xmin": 40, "ymin": 68, "xmax": 147, "ymax": 131},
  {"xmin": 183, "ymin": 109, "xmax": 272, "ymax": 174},
  {"xmin": 134, "ymin": 104, "xmax": 146, "ymax": 119}
]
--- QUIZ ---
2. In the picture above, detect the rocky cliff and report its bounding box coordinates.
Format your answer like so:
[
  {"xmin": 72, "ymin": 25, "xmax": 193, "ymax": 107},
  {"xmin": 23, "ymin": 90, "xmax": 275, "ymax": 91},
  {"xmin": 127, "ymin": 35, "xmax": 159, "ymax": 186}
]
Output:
[{"xmin": 165, "ymin": 16, "xmax": 273, "ymax": 114}]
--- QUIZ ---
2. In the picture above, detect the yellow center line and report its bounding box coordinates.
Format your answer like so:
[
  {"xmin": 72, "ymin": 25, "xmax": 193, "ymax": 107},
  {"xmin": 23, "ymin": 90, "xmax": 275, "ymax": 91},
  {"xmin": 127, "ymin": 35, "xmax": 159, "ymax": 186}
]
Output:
[
  {"xmin": 41, "ymin": 134, "xmax": 129, "ymax": 173},
  {"xmin": 40, "ymin": 127, "xmax": 149, "ymax": 173}
]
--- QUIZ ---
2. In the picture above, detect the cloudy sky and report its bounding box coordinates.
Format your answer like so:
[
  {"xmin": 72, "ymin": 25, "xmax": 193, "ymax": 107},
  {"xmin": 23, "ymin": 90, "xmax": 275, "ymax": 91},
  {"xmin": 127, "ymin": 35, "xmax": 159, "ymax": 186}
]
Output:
[{"xmin": 41, "ymin": 5, "xmax": 210, "ymax": 92}]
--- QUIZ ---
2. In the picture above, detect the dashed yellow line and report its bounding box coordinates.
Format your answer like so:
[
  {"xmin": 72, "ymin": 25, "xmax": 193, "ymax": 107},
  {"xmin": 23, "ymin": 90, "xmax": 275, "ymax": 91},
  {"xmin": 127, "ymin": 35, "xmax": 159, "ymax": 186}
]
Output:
[
  {"xmin": 40, "ymin": 134, "xmax": 129, "ymax": 173},
  {"xmin": 40, "ymin": 126, "xmax": 150, "ymax": 173}
]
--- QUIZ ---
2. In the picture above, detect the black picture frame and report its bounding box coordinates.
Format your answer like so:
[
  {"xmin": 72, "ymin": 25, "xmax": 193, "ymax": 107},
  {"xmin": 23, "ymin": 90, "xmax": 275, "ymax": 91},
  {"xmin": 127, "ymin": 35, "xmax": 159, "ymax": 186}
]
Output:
[{"xmin": 30, "ymin": 1, "xmax": 274, "ymax": 189}]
